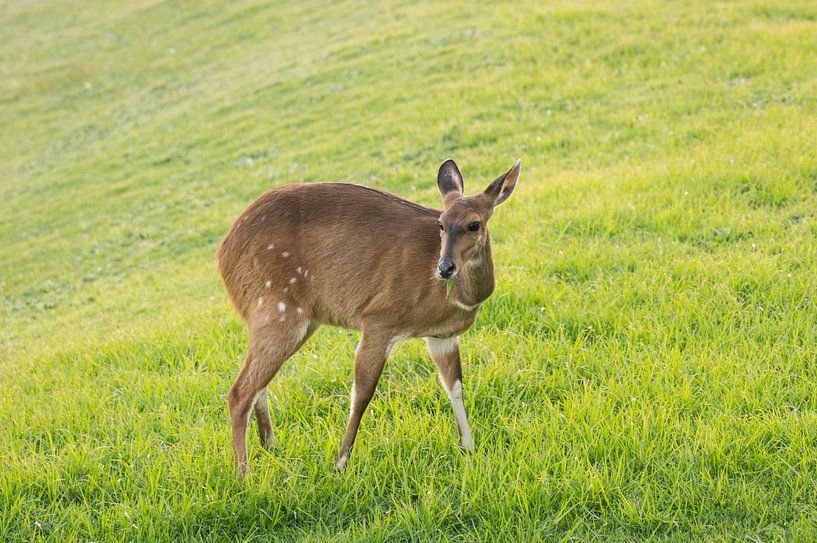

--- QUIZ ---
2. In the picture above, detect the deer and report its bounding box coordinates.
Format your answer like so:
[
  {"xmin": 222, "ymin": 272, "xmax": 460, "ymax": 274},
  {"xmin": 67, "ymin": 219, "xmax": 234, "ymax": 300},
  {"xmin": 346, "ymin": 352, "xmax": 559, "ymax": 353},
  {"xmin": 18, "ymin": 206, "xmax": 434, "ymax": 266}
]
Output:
[{"xmin": 217, "ymin": 158, "xmax": 521, "ymax": 476}]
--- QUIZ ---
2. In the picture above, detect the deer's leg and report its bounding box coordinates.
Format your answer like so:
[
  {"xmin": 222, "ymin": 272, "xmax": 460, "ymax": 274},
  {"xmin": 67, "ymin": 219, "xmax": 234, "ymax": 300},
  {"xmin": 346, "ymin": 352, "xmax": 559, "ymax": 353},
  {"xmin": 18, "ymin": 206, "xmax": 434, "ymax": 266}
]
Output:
[
  {"xmin": 251, "ymin": 321, "xmax": 319, "ymax": 450},
  {"xmin": 228, "ymin": 318, "xmax": 316, "ymax": 477},
  {"xmin": 425, "ymin": 336, "xmax": 474, "ymax": 451},
  {"xmin": 336, "ymin": 330, "xmax": 395, "ymax": 470},
  {"xmin": 253, "ymin": 389, "xmax": 275, "ymax": 450}
]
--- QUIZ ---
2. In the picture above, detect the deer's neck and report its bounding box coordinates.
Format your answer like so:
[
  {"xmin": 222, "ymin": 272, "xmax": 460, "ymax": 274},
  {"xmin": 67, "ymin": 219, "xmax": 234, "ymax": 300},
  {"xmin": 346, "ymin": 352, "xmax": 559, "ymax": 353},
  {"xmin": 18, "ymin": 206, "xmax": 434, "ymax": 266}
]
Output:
[{"xmin": 453, "ymin": 237, "xmax": 495, "ymax": 309}]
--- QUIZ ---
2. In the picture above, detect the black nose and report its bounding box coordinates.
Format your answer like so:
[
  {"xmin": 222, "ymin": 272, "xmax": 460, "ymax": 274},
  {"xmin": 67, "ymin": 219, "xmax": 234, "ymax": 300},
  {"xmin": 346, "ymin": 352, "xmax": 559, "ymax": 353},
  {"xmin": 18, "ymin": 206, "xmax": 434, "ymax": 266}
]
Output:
[{"xmin": 438, "ymin": 260, "xmax": 456, "ymax": 278}]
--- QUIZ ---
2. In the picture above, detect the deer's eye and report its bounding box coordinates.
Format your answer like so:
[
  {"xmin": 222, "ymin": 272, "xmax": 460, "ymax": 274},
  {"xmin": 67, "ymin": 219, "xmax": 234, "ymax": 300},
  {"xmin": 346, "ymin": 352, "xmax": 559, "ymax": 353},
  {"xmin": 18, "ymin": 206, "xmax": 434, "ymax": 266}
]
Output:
[{"xmin": 468, "ymin": 221, "xmax": 481, "ymax": 232}]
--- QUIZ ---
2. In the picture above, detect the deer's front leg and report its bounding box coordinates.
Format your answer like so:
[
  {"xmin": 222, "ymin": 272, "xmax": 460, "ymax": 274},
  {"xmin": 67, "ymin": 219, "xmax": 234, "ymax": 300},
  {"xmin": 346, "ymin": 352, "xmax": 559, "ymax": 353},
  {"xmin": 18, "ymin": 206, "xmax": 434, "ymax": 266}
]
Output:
[
  {"xmin": 425, "ymin": 336, "xmax": 474, "ymax": 451},
  {"xmin": 336, "ymin": 330, "xmax": 394, "ymax": 470}
]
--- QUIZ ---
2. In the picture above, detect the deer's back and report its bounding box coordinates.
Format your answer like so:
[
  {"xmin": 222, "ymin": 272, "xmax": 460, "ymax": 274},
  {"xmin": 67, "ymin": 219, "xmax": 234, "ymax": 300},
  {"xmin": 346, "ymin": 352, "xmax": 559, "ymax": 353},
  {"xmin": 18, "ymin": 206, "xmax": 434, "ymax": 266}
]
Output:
[{"xmin": 218, "ymin": 183, "xmax": 445, "ymax": 329}]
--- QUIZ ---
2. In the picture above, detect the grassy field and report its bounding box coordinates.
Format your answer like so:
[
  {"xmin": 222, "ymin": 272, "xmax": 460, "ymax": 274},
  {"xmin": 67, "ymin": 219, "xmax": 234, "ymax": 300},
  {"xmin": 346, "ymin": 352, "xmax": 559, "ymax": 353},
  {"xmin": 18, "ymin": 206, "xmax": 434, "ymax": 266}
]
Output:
[{"xmin": 2, "ymin": 0, "xmax": 817, "ymax": 540}]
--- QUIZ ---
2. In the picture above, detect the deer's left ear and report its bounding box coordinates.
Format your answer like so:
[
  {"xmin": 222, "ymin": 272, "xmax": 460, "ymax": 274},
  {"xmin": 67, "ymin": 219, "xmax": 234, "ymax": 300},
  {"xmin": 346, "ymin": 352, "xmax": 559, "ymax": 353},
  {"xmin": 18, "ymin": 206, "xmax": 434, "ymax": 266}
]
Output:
[{"xmin": 484, "ymin": 159, "xmax": 521, "ymax": 207}]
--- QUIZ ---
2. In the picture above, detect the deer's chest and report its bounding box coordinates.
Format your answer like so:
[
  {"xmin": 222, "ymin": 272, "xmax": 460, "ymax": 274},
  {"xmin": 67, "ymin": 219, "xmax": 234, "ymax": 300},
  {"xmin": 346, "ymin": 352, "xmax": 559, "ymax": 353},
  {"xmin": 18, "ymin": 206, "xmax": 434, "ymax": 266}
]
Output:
[{"xmin": 414, "ymin": 305, "xmax": 480, "ymax": 339}]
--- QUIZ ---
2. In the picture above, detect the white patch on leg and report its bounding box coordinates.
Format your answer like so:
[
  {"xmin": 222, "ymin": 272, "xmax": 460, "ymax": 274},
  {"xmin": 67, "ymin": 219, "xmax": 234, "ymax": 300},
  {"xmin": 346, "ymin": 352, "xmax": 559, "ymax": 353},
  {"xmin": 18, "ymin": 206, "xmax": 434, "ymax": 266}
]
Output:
[
  {"xmin": 348, "ymin": 383, "xmax": 356, "ymax": 418},
  {"xmin": 447, "ymin": 380, "xmax": 474, "ymax": 451},
  {"xmin": 247, "ymin": 389, "xmax": 264, "ymax": 430},
  {"xmin": 255, "ymin": 389, "xmax": 275, "ymax": 448},
  {"xmin": 255, "ymin": 389, "xmax": 267, "ymax": 410},
  {"xmin": 252, "ymin": 389, "xmax": 264, "ymax": 408},
  {"xmin": 425, "ymin": 336, "xmax": 459, "ymax": 359},
  {"xmin": 252, "ymin": 387, "xmax": 267, "ymax": 407},
  {"xmin": 336, "ymin": 452, "xmax": 348, "ymax": 470},
  {"xmin": 336, "ymin": 383, "xmax": 357, "ymax": 471}
]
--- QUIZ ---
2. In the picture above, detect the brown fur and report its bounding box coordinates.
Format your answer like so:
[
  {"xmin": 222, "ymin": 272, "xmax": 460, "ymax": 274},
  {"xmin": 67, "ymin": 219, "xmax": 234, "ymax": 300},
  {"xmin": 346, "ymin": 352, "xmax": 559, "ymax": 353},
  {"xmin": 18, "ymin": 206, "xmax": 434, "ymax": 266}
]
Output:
[{"xmin": 217, "ymin": 159, "xmax": 520, "ymax": 475}]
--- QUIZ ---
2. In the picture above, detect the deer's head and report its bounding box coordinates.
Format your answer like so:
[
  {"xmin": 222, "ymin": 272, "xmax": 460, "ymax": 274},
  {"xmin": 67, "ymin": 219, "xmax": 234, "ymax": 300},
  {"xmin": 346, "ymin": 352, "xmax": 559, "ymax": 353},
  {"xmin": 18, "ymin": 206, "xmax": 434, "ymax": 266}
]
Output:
[{"xmin": 435, "ymin": 159, "xmax": 521, "ymax": 279}]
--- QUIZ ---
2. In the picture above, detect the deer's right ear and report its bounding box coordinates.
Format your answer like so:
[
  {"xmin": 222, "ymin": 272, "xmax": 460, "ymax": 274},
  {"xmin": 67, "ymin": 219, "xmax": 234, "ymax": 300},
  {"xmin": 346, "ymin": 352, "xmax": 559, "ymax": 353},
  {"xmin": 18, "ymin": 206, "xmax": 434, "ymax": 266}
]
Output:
[{"xmin": 437, "ymin": 159, "xmax": 464, "ymax": 203}]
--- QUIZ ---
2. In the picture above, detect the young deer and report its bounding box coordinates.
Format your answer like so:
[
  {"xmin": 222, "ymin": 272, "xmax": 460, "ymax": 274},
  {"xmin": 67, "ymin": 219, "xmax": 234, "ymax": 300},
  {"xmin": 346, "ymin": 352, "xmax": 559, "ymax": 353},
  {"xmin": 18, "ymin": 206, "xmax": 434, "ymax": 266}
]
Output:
[{"xmin": 217, "ymin": 158, "xmax": 521, "ymax": 475}]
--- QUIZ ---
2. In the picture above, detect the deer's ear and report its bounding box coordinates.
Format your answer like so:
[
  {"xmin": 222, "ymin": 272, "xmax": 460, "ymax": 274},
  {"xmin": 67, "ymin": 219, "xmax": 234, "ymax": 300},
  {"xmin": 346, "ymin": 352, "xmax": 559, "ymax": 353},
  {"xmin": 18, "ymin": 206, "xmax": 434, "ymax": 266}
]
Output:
[
  {"xmin": 484, "ymin": 159, "xmax": 521, "ymax": 207},
  {"xmin": 437, "ymin": 159, "xmax": 464, "ymax": 202}
]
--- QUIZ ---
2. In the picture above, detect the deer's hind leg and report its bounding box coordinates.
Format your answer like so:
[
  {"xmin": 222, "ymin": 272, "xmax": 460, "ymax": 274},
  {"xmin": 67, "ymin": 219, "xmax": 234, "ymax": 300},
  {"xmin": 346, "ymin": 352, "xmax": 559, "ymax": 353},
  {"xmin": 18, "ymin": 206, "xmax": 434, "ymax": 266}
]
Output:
[
  {"xmin": 228, "ymin": 316, "xmax": 317, "ymax": 477},
  {"xmin": 253, "ymin": 320, "xmax": 318, "ymax": 449},
  {"xmin": 253, "ymin": 389, "xmax": 275, "ymax": 450}
]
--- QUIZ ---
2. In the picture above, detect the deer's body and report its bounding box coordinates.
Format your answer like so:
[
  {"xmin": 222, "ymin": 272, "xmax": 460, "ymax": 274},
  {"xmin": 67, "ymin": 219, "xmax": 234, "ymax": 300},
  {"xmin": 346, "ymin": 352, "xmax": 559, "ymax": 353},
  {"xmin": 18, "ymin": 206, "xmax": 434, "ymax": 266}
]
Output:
[
  {"xmin": 219, "ymin": 183, "xmax": 487, "ymax": 338},
  {"xmin": 218, "ymin": 159, "xmax": 520, "ymax": 475}
]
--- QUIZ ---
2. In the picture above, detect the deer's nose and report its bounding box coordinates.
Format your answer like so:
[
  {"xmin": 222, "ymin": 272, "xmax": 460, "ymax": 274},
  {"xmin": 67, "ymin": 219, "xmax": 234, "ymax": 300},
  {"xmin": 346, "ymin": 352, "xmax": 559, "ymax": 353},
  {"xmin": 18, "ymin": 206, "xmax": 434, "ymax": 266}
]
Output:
[{"xmin": 437, "ymin": 260, "xmax": 456, "ymax": 279}]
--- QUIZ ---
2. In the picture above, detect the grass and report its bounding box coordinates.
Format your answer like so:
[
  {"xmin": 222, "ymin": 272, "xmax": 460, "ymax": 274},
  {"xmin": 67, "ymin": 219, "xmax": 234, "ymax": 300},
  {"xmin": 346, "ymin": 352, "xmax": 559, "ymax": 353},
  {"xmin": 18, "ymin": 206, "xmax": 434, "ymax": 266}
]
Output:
[{"xmin": 2, "ymin": 0, "xmax": 817, "ymax": 540}]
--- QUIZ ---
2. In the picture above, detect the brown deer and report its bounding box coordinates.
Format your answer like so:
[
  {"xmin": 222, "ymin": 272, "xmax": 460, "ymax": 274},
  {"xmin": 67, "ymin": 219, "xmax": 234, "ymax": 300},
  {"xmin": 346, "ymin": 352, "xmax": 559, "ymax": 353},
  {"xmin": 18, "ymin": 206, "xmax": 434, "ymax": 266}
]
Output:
[{"xmin": 217, "ymin": 158, "xmax": 521, "ymax": 475}]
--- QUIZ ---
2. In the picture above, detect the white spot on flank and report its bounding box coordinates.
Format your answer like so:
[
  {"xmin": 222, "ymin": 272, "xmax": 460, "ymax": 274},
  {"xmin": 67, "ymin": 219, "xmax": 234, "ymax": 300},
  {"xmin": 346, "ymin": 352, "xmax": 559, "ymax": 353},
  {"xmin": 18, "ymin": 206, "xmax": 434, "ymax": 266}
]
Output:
[
  {"xmin": 265, "ymin": 280, "xmax": 271, "ymax": 288},
  {"xmin": 296, "ymin": 266, "xmax": 302, "ymax": 274},
  {"xmin": 267, "ymin": 244, "xmax": 274, "ymax": 250},
  {"xmin": 277, "ymin": 302, "xmax": 286, "ymax": 312},
  {"xmin": 304, "ymin": 269, "xmax": 309, "ymax": 278},
  {"xmin": 296, "ymin": 307, "xmax": 304, "ymax": 314},
  {"xmin": 281, "ymin": 252, "xmax": 290, "ymax": 258},
  {"xmin": 279, "ymin": 316, "xmax": 286, "ymax": 322},
  {"xmin": 257, "ymin": 297, "xmax": 264, "ymax": 307},
  {"xmin": 289, "ymin": 277, "xmax": 296, "ymax": 284},
  {"xmin": 425, "ymin": 336, "xmax": 459, "ymax": 359},
  {"xmin": 283, "ymin": 287, "xmax": 289, "ymax": 293}
]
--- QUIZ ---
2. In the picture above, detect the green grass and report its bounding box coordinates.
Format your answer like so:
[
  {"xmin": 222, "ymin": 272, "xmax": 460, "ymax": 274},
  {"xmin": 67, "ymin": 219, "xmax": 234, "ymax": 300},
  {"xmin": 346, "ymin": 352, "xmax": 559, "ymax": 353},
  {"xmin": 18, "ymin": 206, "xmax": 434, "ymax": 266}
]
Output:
[{"xmin": 3, "ymin": 0, "xmax": 817, "ymax": 540}]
